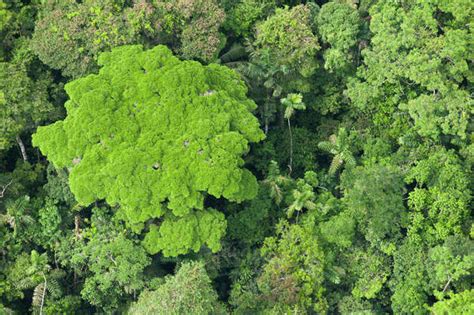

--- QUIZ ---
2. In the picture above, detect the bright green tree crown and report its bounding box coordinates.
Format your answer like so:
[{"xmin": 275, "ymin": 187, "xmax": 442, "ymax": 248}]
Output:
[{"xmin": 33, "ymin": 44, "xmax": 264, "ymax": 256}]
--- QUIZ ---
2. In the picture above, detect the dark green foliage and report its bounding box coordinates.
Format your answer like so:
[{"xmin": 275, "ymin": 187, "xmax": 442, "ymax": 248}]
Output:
[
  {"xmin": 427, "ymin": 235, "xmax": 474, "ymax": 299},
  {"xmin": 341, "ymin": 164, "xmax": 407, "ymax": 248},
  {"xmin": 347, "ymin": 248, "xmax": 390, "ymax": 300},
  {"xmin": 252, "ymin": 4, "xmax": 320, "ymax": 95},
  {"xmin": 254, "ymin": 127, "xmax": 319, "ymax": 177},
  {"xmin": 390, "ymin": 240, "xmax": 430, "ymax": 314},
  {"xmin": 43, "ymin": 295, "xmax": 83, "ymax": 315},
  {"xmin": 227, "ymin": 183, "xmax": 275, "ymax": 246},
  {"xmin": 160, "ymin": 0, "xmax": 227, "ymax": 63},
  {"xmin": 223, "ymin": 0, "xmax": 275, "ymax": 38},
  {"xmin": 258, "ymin": 214, "xmax": 327, "ymax": 313},
  {"xmin": 59, "ymin": 207, "xmax": 151, "ymax": 311},
  {"xmin": 319, "ymin": 212, "xmax": 355, "ymax": 248},
  {"xmin": 0, "ymin": 0, "xmax": 38, "ymax": 59},
  {"xmin": 346, "ymin": 0, "xmax": 473, "ymax": 141},
  {"xmin": 337, "ymin": 295, "xmax": 374, "ymax": 315},
  {"xmin": 42, "ymin": 164, "xmax": 75, "ymax": 206},
  {"xmin": 128, "ymin": 261, "xmax": 223, "ymax": 314},
  {"xmin": 31, "ymin": 0, "xmax": 153, "ymax": 77},
  {"xmin": 317, "ymin": 1, "xmax": 361, "ymax": 73},
  {"xmin": 0, "ymin": 61, "xmax": 55, "ymax": 151}
]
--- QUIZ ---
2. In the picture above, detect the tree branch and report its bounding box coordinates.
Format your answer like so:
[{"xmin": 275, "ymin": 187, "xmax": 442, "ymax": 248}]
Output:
[
  {"xmin": 16, "ymin": 135, "xmax": 28, "ymax": 162},
  {"xmin": 442, "ymin": 275, "xmax": 452, "ymax": 293},
  {"xmin": 0, "ymin": 179, "xmax": 13, "ymax": 198}
]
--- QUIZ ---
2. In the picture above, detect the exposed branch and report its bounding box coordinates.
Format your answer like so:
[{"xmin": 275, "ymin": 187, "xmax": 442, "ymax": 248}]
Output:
[
  {"xmin": 16, "ymin": 135, "xmax": 28, "ymax": 162},
  {"xmin": 442, "ymin": 275, "xmax": 452, "ymax": 293},
  {"xmin": 0, "ymin": 179, "xmax": 13, "ymax": 198},
  {"xmin": 108, "ymin": 253, "xmax": 118, "ymax": 266},
  {"xmin": 74, "ymin": 215, "xmax": 82, "ymax": 240}
]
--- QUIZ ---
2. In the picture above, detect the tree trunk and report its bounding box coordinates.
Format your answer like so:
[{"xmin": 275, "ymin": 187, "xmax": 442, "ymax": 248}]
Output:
[
  {"xmin": 40, "ymin": 274, "xmax": 47, "ymax": 315},
  {"xmin": 287, "ymin": 118, "xmax": 293, "ymax": 176},
  {"xmin": 16, "ymin": 135, "xmax": 28, "ymax": 161},
  {"xmin": 264, "ymin": 101, "xmax": 269, "ymax": 135},
  {"xmin": 74, "ymin": 214, "xmax": 81, "ymax": 240}
]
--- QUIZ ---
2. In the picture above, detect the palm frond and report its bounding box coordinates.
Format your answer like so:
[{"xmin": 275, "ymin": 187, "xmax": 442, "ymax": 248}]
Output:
[
  {"xmin": 329, "ymin": 155, "xmax": 344, "ymax": 175},
  {"xmin": 269, "ymin": 183, "xmax": 283, "ymax": 205},
  {"xmin": 15, "ymin": 277, "xmax": 36, "ymax": 290},
  {"xmin": 47, "ymin": 278, "xmax": 62, "ymax": 299},
  {"xmin": 244, "ymin": 62, "xmax": 265, "ymax": 80},
  {"xmin": 32, "ymin": 283, "xmax": 45, "ymax": 308},
  {"xmin": 19, "ymin": 214, "xmax": 34, "ymax": 225},
  {"xmin": 49, "ymin": 269, "xmax": 66, "ymax": 280},
  {"xmin": 318, "ymin": 141, "xmax": 337, "ymax": 153},
  {"xmin": 6, "ymin": 196, "xmax": 29, "ymax": 214},
  {"xmin": 284, "ymin": 106, "xmax": 294, "ymax": 120},
  {"xmin": 342, "ymin": 150, "xmax": 356, "ymax": 167},
  {"xmin": 219, "ymin": 43, "xmax": 247, "ymax": 63},
  {"xmin": 336, "ymin": 128, "xmax": 348, "ymax": 144}
]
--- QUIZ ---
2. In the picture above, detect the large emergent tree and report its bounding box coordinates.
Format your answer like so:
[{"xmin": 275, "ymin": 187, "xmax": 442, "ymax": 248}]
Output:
[{"xmin": 33, "ymin": 44, "xmax": 265, "ymax": 257}]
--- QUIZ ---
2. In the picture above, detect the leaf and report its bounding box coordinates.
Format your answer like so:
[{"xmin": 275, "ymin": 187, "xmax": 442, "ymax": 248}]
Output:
[{"xmin": 32, "ymin": 283, "xmax": 45, "ymax": 308}]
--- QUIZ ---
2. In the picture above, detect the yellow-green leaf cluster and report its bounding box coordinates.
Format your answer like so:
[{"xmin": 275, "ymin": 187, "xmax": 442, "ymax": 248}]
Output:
[{"xmin": 33, "ymin": 44, "xmax": 264, "ymax": 256}]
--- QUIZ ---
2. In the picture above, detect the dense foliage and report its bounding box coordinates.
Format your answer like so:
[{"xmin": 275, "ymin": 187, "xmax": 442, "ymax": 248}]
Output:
[{"xmin": 1, "ymin": 0, "xmax": 472, "ymax": 313}]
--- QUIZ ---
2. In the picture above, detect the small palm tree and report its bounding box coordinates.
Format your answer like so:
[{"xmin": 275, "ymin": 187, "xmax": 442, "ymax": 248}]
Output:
[
  {"xmin": 0, "ymin": 196, "xmax": 34, "ymax": 237},
  {"xmin": 318, "ymin": 128, "xmax": 356, "ymax": 175},
  {"xmin": 262, "ymin": 161, "xmax": 292, "ymax": 205},
  {"xmin": 281, "ymin": 93, "xmax": 306, "ymax": 175},
  {"xmin": 287, "ymin": 180, "xmax": 316, "ymax": 219},
  {"xmin": 15, "ymin": 250, "xmax": 63, "ymax": 315}
]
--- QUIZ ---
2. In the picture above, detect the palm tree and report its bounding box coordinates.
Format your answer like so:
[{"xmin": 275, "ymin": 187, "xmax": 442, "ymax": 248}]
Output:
[
  {"xmin": 318, "ymin": 127, "xmax": 356, "ymax": 175},
  {"xmin": 287, "ymin": 180, "xmax": 316, "ymax": 220},
  {"xmin": 221, "ymin": 45, "xmax": 288, "ymax": 134},
  {"xmin": 15, "ymin": 250, "xmax": 63, "ymax": 315},
  {"xmin": 0, "ymin": 196, "xmax": 34, "ymax": 237},
  {"xmin": 281, "ymin": 93, "xmax": 306, "ymax": 175},
  {"xmin": 262, "ymin": 161, "xmax": 292, "ymax": 205}
]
